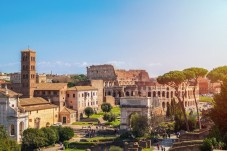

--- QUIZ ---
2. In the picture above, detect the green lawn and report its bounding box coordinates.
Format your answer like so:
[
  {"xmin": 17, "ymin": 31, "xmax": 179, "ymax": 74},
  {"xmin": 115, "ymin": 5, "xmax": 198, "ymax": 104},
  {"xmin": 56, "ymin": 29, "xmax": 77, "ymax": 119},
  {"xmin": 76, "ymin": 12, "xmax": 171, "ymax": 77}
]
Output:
[
  {"xmin": 90, "ymin": 106, "xmax": 120, "ymax": 119},
  {"xmin": 85, "ymin": 135, "xmax": 117, "ymax": 142},
  {"xmin": 72, "ymin": 122, "xmax": 98, "ymax": 125},
  {"xmin": 199, "ymin": 96, "xmax": 213, "ymax": 103},
  {"xmin": 142, "ymin": 147, "xmax": 154, "ymax": 151},
  {"xmin": 65, "ymin": 149, "xmax": 86, "ymax": 151}
]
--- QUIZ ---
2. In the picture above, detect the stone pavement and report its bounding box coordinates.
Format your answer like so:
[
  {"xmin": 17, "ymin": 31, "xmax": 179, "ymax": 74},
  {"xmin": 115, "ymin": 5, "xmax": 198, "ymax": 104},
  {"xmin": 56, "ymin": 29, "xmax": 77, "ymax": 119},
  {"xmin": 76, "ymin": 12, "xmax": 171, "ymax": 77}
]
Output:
[{"xmin": 152, "ymin": 135, "xmax": 177, "ymax": 151}]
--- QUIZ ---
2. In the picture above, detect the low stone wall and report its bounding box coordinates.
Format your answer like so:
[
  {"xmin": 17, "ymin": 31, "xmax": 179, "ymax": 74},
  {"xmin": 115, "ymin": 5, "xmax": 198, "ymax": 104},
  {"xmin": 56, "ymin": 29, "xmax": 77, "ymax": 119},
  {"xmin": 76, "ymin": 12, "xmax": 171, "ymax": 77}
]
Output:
[
  {"xmin": 169, "ymin": 144, "xmax": 201, "ymax": 151},
  {"xmin": 179, "ymin": 129, "xmax": 210, "ymax": 141},
  {"xmin": 172, "ymin": 140, "xmax": 203, "ymax": 148}
]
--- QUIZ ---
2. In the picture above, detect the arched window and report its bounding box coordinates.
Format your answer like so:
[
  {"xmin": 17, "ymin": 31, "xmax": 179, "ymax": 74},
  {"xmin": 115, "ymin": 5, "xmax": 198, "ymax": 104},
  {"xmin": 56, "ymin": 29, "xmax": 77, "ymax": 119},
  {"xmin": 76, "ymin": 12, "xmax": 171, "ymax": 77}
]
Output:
[
  {"xmin": 162, "ymin": 91, "xmax": 165, "ymax": 97},
  {"xmin": 162, "ymin": 102, "xmax": 165, "ymax": 109},
  {"xmin": 158, "ymin": 91, "xmax": 161, "ymax": 97},
  {"xmin": 19, "ymin": 122, "xmax": 24, "ymax": 135},
  {"xmin": 10, "ymin": 124, "xmax": 15, "ymax": 136},
  {"xmin": 167, "ymin": 92, "xmax": 169, "ymax": 98},
  {"xmin": 148, "ymin": 92, "xmax": 151, "ymax": 97},
  {"xmin": 153, "ymin": 91, "xmax": 156, "ymax": 97},
  {"xmin": 126, "ymin": 91, "xmax": 130, "ymax": 96},
  {"xmin": 131, "ymin": 91, "xmax": 134, "ymax": 96},
  {"xmin": 171, "ymin": 91, "xmax": 173, "ymax": 98}
]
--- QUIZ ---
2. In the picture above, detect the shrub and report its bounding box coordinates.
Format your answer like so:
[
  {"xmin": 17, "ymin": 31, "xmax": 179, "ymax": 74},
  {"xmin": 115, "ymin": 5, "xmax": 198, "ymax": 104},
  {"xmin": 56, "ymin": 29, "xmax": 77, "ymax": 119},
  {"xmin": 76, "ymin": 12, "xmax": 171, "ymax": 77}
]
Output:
[
  {"xmin": 101, "ymin": 103, "xmax": 112, "ymax": 113},
  {"xmin": 109, "ymin": 146, "xmax": 123, "ymax": 151},
  {"xmin": 41, "ymin": 127, "xmax": 57, "ymax": 145},
  {"xmin": 59, "ymin": 127, "xmax": 74, "ymax": 142},
  {"xmin": 22, "ymin": 128, "xmax": 46, "ymax": 150},
  {"xmin": 84, "ymin": 107, "xmax": 94, "ymax": 118}
]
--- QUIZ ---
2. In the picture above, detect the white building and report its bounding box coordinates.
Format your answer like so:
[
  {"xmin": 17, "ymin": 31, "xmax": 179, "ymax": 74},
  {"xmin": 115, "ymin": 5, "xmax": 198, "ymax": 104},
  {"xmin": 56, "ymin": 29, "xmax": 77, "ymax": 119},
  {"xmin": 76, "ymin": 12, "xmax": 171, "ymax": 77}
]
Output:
[
  {"xmin": 0, "ymin": 73, "xmax": 10, "ymax": 81},
  {"xmin": 66, "ymin": 86, "xmax": 98, "ymax": 120},
  {"xmin": 0, "ymin": 87, "xmax": 28, "ymax": 142}
]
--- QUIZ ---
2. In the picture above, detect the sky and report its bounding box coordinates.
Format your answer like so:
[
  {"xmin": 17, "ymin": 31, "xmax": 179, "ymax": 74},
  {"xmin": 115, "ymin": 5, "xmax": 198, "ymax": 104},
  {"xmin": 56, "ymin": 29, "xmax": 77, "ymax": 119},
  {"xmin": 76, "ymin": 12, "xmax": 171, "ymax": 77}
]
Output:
[{"xmin": 0, "ymin": 0, "xmax": 227, "ymax": 77}]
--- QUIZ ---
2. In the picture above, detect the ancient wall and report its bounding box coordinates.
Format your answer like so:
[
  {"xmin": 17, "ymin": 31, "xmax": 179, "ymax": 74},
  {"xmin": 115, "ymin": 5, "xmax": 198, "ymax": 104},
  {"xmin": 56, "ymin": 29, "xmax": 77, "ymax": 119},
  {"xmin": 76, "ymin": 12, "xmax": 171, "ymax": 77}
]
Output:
[
  {"xmin": 115, "ymin": 70, "xmax": 150, "ymax": 86},
  {"xmin": 87, "ymin": 65, "xmax": 117, "ymax": 81}
]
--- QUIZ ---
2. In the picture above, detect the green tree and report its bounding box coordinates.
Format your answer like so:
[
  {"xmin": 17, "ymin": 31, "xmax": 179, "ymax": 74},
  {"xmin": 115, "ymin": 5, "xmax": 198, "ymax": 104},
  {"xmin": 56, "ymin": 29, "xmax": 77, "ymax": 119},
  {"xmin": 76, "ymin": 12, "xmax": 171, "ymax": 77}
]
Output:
[
  {"xmin": 183, "ymin": 67, "xmax": 208, "ymax": 129},
  {"xmin": 84, "ymin": 107, "xmax": 94, "ymax": 118},
  {"xmin": 157, "ymin": 70, "xmax": 190, "ymax": 131},
  {"xmin": 130, "ymin": 113, "xmax": 149, "ymax": 137},
  {"xmin": 207, "ymin": 66, "xmax": 227, "ymax": 82},
  {"xmin": 59, "ymin": 127, "xmax": 74, "ymax": 142},
  {"xmin": 209, "ymin": 78, "xmax": 227, "ymax": 133},
  {"xmin": 22, "ymin": 128, "xmax": 46, "ymax": 150},
  {"xmin": 103, "ymin": 113, "xmax": 110, "ymax": 121},
  {"xmin": 101, "ymin": 103, "xmax": 112, "ymax": 113},
  {"xmin": 0, "ymin": 126, "xmax": 20, "ymax": 151},
  {"xmin": 41, "ymin": 127, "xmax": 57, "ymax": 145}
]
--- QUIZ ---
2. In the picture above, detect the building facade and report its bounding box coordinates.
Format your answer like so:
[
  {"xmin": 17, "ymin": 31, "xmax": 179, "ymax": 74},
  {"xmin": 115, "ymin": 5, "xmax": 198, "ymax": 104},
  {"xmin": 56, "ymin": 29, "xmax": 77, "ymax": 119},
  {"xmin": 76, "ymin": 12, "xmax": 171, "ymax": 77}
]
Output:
[
  {"xmin": 0, "ymin": 88, "xmax": 28, "ymax": 142},
  {"xmin": 21, "ymin": 49, "xmax": 36, "ymax": 98},
  {"xmin": 66, "ymin": 86, "xmax": 98, "ymax": 120}
]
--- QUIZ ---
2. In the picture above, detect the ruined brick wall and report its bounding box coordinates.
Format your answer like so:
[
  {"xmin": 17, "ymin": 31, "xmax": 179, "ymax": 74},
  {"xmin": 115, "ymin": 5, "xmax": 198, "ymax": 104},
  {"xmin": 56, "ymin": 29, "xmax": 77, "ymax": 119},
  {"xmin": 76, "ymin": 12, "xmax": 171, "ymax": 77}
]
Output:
[
  {"xmin": 87, "ymin": 65, "xmax": 117, "ymax": 81},
  {"xmin": 115, "ymin": 70, "xmax": 150, "ymax": 86}
]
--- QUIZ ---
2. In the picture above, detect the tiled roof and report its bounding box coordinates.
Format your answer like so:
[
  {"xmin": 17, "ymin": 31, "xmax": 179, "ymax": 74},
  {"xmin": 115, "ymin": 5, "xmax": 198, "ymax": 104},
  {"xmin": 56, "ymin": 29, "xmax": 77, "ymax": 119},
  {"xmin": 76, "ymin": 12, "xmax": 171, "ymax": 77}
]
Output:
[
  {"xmin": 0, "ymin": 88, "xmax": 21, "ymax": 97},
  {"xmin": 35, "ymin": 83, "xmax": 67, "ymax": 90},
  {"xmin": 19, "ymin": 97, "xmax": 58, "ymax": 111},
  {"xmin": 22, "ymin": 104, "xmax": 58, "ymax": 111},
  {"xmin": 21, "ymin": 49, "xmax": 36, "ymax": 53},
  {"xmin": 68, "ymin": 86, "xmax": 97, "ymax": 91},
  {"xmin": 60, "ymin": 106, "xmax": 76, "ymax": 113},
  {"xmin": 19, "ymin": 97, "xmax": 50, "ymax": 106}
]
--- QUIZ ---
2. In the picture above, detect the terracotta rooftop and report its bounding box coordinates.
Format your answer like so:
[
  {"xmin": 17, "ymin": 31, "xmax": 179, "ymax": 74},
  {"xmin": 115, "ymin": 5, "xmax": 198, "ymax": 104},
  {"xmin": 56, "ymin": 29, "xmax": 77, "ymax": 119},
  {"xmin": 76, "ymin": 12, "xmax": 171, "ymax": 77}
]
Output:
[
  {"xmin": 0, "ymin": 88, "xmax": 21, "ymax": 97},
  {"xmin": 19, "ymin": 97, "xmax": 50, "ymax": 106},
  {"xmin": 21, "ymin": 49, "xmax": 36, "ymax": 53},
  {"xmin": 68, "ymin": 86, "xmax": 97, "ymax": 91},
  {"xmin": 22, "ymin": 104, "xmax": 58, "ymax": 111},
  {"xmin": 60, "ymin": 106, "xmax": 76, "ymax": 114},
  {"xmin": 19, "ymin": 97, "xmax": 58, "ymax": 111},
  {"xmin": 35, "ymin": 83, "xmax": 67, "ymax": 90}
]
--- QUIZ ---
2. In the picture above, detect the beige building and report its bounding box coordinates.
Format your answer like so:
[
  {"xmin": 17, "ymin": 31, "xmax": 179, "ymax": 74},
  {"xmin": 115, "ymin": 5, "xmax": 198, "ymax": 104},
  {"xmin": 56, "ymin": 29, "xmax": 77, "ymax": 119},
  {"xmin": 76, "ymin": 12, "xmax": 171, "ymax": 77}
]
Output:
[
  {"xmin": 66, "ymin": 86, "xmax": 98, "ymax": 120},
  {"xmin": 36, "ymin": 74, "xmax": 47, "ymax": 83},
  {"xmin": 59, "ymin": 106, "xmax": 77, "ymax": 124},
  {"xmin": 19, "ymin": 97, "xmax": 59, "ymax": 128},
  {"xmin": 34, "ymin": 83, "xmax": 68, "ymax": 110}
]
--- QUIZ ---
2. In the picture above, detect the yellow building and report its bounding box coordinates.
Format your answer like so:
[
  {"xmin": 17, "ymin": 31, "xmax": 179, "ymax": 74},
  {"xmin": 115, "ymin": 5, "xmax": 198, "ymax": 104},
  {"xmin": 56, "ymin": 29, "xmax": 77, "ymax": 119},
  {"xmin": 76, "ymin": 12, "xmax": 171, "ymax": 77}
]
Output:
[{"xmin": 19, "ymin": 97, "xmax": 59, "ymax": 128}]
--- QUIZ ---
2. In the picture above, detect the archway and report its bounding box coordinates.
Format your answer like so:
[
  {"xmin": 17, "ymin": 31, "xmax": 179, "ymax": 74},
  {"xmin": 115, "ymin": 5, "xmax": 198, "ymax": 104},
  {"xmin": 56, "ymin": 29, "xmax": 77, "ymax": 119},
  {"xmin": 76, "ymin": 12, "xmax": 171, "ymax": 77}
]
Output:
[
  {"xmin": 10, "ymin": 124, "xmax": 15, "ymax": 136},
  {"xmin": 34, "ymin": 118, "xmax": 40, "ymax": 129},
  {"xmin": 153, "ymin": 91, "xmax": 156, "ymax": 97},
  {"xmin": 162, "ymin": 91, "xmax": 165, "ymax": 97},
  {"xmin": 162, "ymin": 102, "xmax": 166, "ymax": 109},
  {"xmin": 19, "ymin": 122, "xmax": 24, "ymax": 135},
  {"xmin": 126, "ymin": 91, "xmax": 130, "ymax": 96},
  {"xmin": 148, "ymin": 92, "xmax": 151, "ymax": 97}
]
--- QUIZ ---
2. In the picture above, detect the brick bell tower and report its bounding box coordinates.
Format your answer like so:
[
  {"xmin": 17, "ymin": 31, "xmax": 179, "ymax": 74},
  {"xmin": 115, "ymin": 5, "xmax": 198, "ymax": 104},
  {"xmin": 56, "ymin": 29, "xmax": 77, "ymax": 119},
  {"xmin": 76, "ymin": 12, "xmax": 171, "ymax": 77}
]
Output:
[{"xmin": 21, "ymin": 49, "xmax": 36, "ymax": 98}]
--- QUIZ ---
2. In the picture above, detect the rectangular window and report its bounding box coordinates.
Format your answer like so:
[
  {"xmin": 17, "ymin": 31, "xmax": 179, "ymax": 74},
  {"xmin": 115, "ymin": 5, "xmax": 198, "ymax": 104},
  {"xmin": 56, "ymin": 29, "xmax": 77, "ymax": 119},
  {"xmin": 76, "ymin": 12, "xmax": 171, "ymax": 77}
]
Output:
[
  {"xmin": 67, "ymin": 94, "xmax": 70, "ymax": 97},
  {"xmin": 73, "ymin": 94, "xmax": 75, "ymax": 98}
]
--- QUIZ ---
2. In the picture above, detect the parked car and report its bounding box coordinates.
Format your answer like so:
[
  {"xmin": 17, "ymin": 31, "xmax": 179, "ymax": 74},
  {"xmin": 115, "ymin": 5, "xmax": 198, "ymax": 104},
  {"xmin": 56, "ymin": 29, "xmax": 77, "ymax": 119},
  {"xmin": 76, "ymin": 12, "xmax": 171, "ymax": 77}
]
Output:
[{"xmin": 52, "ymin": 122, "xmax": 62, "ymax": 126}]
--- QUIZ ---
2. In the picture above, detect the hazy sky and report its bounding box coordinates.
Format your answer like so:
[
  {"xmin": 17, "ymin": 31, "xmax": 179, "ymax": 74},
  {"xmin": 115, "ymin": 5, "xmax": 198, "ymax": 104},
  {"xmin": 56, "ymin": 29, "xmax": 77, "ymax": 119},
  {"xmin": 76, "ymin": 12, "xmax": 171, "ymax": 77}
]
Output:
[{"xmin": 1, "ymin": 0, "xmax": 227, "ymax": 77}]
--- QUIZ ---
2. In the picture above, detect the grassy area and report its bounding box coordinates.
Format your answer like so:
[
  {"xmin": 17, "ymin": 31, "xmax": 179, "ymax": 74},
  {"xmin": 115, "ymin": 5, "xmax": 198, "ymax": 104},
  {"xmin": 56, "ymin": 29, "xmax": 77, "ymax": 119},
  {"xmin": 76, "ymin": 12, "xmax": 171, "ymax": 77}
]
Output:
[
  {"xmin": 112, "ymin": 107, "xmax": 120, "ymax": 116},
  {"xmin": 199, "ymin": 96, "xmax": 213, "ymax": 103},
  {"xmin": 85, "ymin": 135, "xmax": 117, "ymax": 142},
  {"xmin": 142, "ymin": 147, "xmax": 154, "ymax": 151},
  {"xmin": 72, "ymin": 122, "xmax": 98, "ymax": 125},
  {"xmin": 90, "ymin": 106, "xmax": 120, "ymax": 119},
  {"xmin": 65, "ymin": 149, "xmax": 86, "ymax": 151}
]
